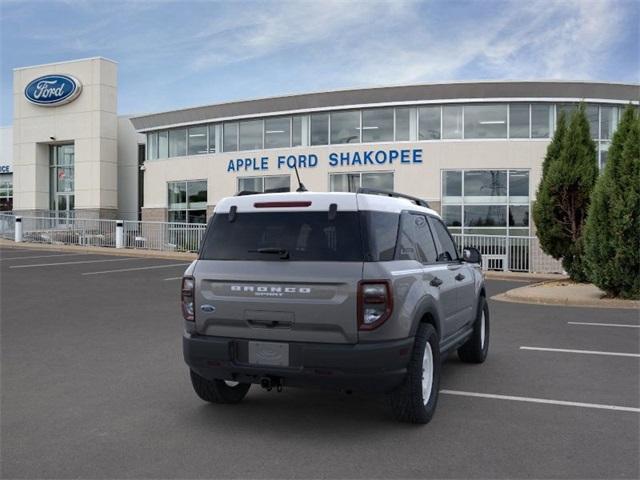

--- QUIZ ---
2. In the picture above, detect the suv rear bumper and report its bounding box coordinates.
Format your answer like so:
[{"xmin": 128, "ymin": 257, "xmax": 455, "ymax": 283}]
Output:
[{"xmin": 183, "ymin": 333, "xmax": 414, "ymax": 393}]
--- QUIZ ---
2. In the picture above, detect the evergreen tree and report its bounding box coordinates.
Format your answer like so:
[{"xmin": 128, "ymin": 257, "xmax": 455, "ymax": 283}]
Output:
[
  {"xmin": 532, "ymin": 112, "xmax": 567, "ymax": 260},
  {"xmin": 584, "ymin": 106, "xmax": 640, "ymax": 298},
  {"xmin": 533, "ymin": 105, "xmax": 598, "ymax": 281}
]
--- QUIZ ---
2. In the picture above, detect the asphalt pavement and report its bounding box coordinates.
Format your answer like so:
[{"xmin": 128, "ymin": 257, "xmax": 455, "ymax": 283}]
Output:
[{"xmin": 1, "ymin": 245, "xmax": 638, "ymax": 479}]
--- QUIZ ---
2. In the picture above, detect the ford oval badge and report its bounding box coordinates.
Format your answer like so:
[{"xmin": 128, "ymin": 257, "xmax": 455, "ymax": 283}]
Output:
[
  {"xmin": 200, "ymin": 304, "xmax": 216, "ymax": 313},
  {"xmin": 24, "ymin": 74, "xmax": 82, "ymax": 106}
]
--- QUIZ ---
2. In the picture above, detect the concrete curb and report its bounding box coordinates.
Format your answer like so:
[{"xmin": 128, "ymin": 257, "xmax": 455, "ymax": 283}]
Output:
[
  {"xmin": 0, "ymin": 239, "xmax": 197, "ymax": 261},
  {"xmin": 492, "ymin": 280, "xmax": 640, "ymax": 310}
]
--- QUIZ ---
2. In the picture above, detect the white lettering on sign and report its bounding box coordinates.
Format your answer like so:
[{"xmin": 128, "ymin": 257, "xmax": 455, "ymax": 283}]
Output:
[{"xmin": 33, "ymin": 80, "xmax": 66, "ymax": 99}]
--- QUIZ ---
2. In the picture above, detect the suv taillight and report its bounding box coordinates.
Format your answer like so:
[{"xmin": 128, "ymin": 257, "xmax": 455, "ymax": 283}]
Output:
[
  {"xmin": 181, "ymin": 276, "xmax": 195, "ymax": 321},
  {"xmin": 358, "ymin": 280, "xmax": 393, "ymax": 330}
]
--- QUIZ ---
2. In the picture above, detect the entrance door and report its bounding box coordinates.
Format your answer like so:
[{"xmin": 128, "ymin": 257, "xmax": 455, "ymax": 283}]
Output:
[{"xmin": 50, "ymin": 144, "xmax": 75, "ymax": 223}]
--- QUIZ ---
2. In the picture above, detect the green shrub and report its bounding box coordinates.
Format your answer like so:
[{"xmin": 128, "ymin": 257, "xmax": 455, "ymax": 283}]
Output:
[{"xmin": 584, "ymin": 106, "xmax": 640, "ymax": 298}]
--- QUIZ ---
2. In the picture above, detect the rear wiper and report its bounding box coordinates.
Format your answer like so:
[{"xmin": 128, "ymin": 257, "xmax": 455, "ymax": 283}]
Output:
[{"xmin": 248, "ymin": 247, "xmax": 290, "ymax": 259}]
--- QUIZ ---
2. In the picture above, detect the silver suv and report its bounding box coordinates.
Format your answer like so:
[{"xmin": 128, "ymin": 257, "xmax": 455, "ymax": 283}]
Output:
[{"xmin": 182, "ymin": 189, "xmax": 489, "ymax": 424}]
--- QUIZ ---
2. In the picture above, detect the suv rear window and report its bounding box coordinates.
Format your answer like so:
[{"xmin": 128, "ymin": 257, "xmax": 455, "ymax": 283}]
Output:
[{"xmin": 200, "ymin": 212, "xmax": 364, "ymax": 261}]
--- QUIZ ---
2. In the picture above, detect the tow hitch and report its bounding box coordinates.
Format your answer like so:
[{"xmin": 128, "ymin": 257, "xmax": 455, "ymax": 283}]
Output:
[{"xmin": 260, "ymin": 376, "xmax": 283, "ymax": 392}]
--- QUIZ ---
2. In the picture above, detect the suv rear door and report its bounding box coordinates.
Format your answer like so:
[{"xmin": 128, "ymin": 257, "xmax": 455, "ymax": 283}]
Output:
[{"xmin": 193, "ymin": 202, "xmax": 363, "ymax": 344}]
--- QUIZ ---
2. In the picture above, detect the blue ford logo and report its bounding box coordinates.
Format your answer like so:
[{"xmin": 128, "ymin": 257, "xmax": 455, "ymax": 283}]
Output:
[
  {"xmin": 24, "ymin": 74, "xmax": 82, "ymax": 106},
  {"xmin": 200, "ymin": 304, "xmax": 216, "ymax": 313}
]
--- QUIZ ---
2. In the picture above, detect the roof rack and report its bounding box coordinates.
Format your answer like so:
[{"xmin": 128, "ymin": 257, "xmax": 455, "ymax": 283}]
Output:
[{"xmin": 356, "ymin": 188, "xmax": 430, "ymax": 208}]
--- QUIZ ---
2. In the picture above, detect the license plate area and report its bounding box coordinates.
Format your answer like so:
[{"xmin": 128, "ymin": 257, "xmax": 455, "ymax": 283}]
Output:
[{"xmin": 248, "ymin": 341, "xmax": 289, "ymax": 367}]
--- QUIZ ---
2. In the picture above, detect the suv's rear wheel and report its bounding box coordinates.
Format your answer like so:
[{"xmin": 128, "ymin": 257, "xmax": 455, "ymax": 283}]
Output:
[
  {"xmin": 458, "ymin": 296, "xmax": 490, "ymax": 363},
  {"xmin": 389, "ymin": 323, "xmax": 440, "ymax": 424},
  {"xmin": 189, "ymin": 370, "xmax": 251, "ymax": 404}
]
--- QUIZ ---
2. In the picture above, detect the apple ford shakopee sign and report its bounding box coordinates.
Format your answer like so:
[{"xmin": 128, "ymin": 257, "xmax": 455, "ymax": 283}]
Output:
[{"xmin": 24, "ymin": 74, "xmax": 82, "ymax": 106}]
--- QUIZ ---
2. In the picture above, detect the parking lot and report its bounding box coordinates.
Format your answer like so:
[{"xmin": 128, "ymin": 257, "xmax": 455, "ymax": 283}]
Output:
[{"xmin": 1, "ymin": 244, "xmax": 638, "ymax": 479}]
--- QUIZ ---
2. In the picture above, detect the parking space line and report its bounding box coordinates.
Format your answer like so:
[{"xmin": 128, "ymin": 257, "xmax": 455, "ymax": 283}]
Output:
[
  {"xmin": 10, "ymin": 258, "xmax": 135, "ymax": 269},
  {"xmin": 164, "ymin": 277, "xmax": 182, "ymax": 281},
  {"xmin": 568, "ymin": 321, "xmax": 640, "ymax": 329},
  {"xmin": 82, "ymin": 263, "xmax": 190, "ymax": 276},
  {"xmin": 1, "ymin": 253, "xmax": 87, "ymax": 261},
  {"xmin": 440, "ymin": 390, "xmax": 640, "ymax": 413},
  {"xmin": 520, "ymin": 346, "xmax": 640, "ymax": 358}
]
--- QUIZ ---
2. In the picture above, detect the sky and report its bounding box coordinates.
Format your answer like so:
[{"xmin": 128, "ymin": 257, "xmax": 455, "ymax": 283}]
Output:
[{"xmin": 1, "ymin": 0, "xmax": 638, "ymax": 126}]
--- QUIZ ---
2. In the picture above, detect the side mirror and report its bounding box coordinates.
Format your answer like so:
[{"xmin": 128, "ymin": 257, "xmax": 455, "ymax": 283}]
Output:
[{"xmin": 463, "ymin": 247, "xmax": 482, "ymax": 264}]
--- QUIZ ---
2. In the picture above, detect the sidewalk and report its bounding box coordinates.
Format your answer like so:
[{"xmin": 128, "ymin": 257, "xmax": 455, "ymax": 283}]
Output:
[
  {"xmin": 493, "ymin": 279, "xmax": 640, "ymax": 309},
  {"xmin": 0, "ymin": 238, "xmax": 197, "ymax": 261}
]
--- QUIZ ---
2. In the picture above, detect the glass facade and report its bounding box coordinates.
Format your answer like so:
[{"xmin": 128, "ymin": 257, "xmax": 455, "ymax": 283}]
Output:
[
  {"xmin": 167, "ymin": 180, "xmax": 207, "ymax": 223},
  {"xmin": 441, "ymin": 169, "xmax": 530, "ymax": 236},
  {"xmin": 187, "ymin": 126, "xmax": 207, "ymax": 155},
  {"xmin": 239, "ymin": 120, "xmax": 263, "ymax": 150},
  {"xmin": 464, "ymin": 104, "xmax": 507, "ymax": 139},
  {"xmin": 264, "ymin": 117, "xmax": 291, "ymax": 149},
  {"xmin": 49, "ymin": 144, "xmax": 75, "ymax": 219},
  {"xmin": 310, "ymin": 113, "xmax": 329, "ymax": 145},
  {"xmin": 0, "ymin": 173, "xmax": 12, "ymax": 211},
  {"xmin": 330, "ymin": 110, "xmax": 360, "ymax": 144},
  {"xmin": 362, "ymin": 108, "xmax": 394, "ymax": 143},
  {"xmin": 395, "ymin": 107, "xmax": 411, "ymax": 141},
  {"xmin": 168, "ymin": 128, "xmax": 187, "ymax": 157},
  {"xmin": 329, "ymin": 171, "xmax": 394, "ymax": 192},
  {"xmin": 419, "ymin": 106, "xmax": 440, "ymax": 140},
  {"xmin": 238, "ymin": 175, "xmax": 290, "ymax": 193},
  {"xmin": 442, "ymin": 105, "xmax": 463, "ymax": 139},
  {"xmin": 143, "ymin": 103, "xmax": 624, "ymax": 165}
]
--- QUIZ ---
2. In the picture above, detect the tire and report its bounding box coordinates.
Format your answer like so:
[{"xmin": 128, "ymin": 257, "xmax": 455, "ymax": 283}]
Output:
[
  {"xmin": 458, "ymin": 295, "xmax": 490, "ymax": 363},
  {"xmin": 389, "ymin": 323, "xmax": 441, "ymax": 424},
  {"xmin": 189, "ymin": 370, "xmax": 251, "ymax": 404}
]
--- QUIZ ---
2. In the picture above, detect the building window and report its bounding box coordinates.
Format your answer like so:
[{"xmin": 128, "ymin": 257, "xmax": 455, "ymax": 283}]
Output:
[
  {"xmin": 292, "ymin": 116, "xmax": 303, "ymax": 147},
  {"xmin": 441, "ymin": 169, "xmax": 529, "ymax": 236},
  {"xmin": 50, "ymin": 144, "xmax": 75, "ymax": 218},
  {"xmin": 239, "ymin": 119, "xmax": 263, "ymax": 150},
  {"xmin": 362, "ymin": 108, "xmax": 394, "ymax": 143},
  {"xmin": 442, "ymin": 170, "xmax": 462, "ymax": 202},
  {"xmin": 329, "ymin": 171, "xmax": 394, "ymax": 192},
  {"xmin": 395, "ymin": 107, "xmax": 411, "ymax": 141},
  {"xmin": 0, "ymin": 173, "xmax": 12, "ymax": 211},
  {"xmin": 223, "ymin": 122, "xmax": 239, "ymax": 152},
  {"xmin": 600, "ymin": 106, "xmax": 619, "ymax": 140},
  {"xmin": 169, "ymin": 128, "xmax": 187, "ymax": 157},
  {"xmin": 238, "ymin": 175, "xmax": 290, "ymax": 193},
  {"xmin": 158, "ymin": 131, "xmax": 168, "ymax": 159},
  {"xmin": 585, "ymin": 104, "xmax": 599, "ymax": 140},
  {"xmin": 264, "ymin": 117, "xmax": 291, "ymax": 149},
  {"xmin": 442, "ymin": 105, "xmax": 463, "ymax": 139},
  {"xmin": 509, "ymin": 104, "xmax": 529, "ymax": 139},
  {"xmin": 187, "ymin": 126, "xmax": 208, "ymax": 155},
  {"xmin": 168, "ymin": 180, "xmax": 207, "ymax": 223},
  {"xmin": 147, "ymin": 132, "xmax": 158, "ymax": 160},
  {"xmin": 531, "ymin": 104, "xmax": 552, "ymax": 138},
  {"xmin": 330, "ymin": 110, "xmax": 360, "ymax": 144},
  {"xmin": 464, "ymin": 104, "xmax": 507, "ymax": 139},
  {"xmin": 310, "ymin": 113, "xmax": 329, "ymax": 145},
  {"xmin": 419, "ymin": 106, "xmax": 441, "ymax": 140},
  {"xmin": 208, "ymin": 124, "xmax": 217, "ymax": 153}
]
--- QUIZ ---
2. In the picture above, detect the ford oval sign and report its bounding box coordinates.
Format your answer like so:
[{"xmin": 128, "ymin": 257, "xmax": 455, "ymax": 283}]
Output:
[{"xmin": 24, "ymin": 74, "xmax": 82, "ymax": 106}]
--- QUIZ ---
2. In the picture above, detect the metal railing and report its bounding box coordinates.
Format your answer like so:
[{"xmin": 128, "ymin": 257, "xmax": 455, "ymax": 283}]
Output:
[
  {"xmin": 2, "ymin": 213, "xmax": 565, "ymax": 272},
  {"xmin": 122, "ymin": 220, "xmax": 206, "ymax": 252},
  {"xmin": 453, "ymin": 234, "xmax": 564, "ymax": 274},
  {"xmin": 20, "ymin": 216, "xmax": 118, "ymax": 248},
  {"xmin": 0, "ymin": 213, "xmax": 15, "ymax": 240}
]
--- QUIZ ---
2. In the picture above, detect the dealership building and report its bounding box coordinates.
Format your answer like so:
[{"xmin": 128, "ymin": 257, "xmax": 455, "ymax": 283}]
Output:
[{"xmin": 5, "ymin": 57, "xmax": 638, "ymax": 239}]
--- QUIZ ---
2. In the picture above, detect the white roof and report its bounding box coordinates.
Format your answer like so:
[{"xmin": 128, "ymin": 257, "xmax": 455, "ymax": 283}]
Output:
[{"xmin": 215, "ymin": 191, "xmax": 440, "ymax": 217}]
